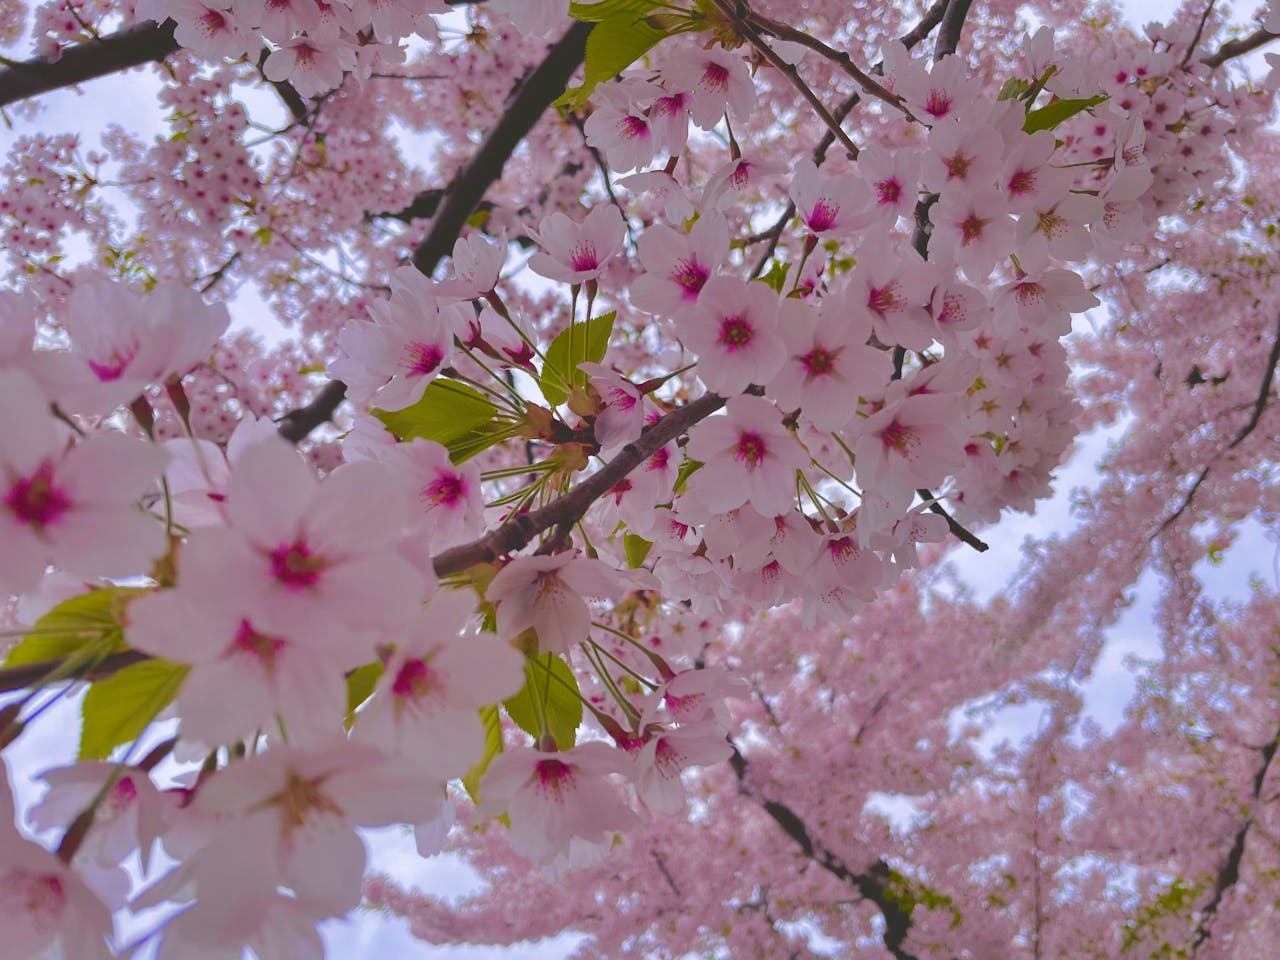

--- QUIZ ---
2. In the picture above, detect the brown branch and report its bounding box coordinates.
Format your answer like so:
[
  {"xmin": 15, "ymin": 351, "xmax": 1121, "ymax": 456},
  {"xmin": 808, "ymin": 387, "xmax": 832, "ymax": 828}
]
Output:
[
  {"xmin": 1154, "ymin": 312, "xmax": 1280, "ymax": 536},
  {"xmin": 1202, "ymin": 27, "xmax": 1277, "ymax": 69},
  {"xmin": 916, "ymin": 488, "xmax": 988, "ymax": 552},
  {"xmin": 729, "ymin": 745, "xmax": 941, "ymax": 960},
  {"xmin": 0, "ymin": 650, "xmax": 148, "ymax": 695},
  {"xmin": 1191, "ymin": 727, "xmax": 1280, "ymax": 953},
  {"xmin": 276, "ymin": 380, "xmax": 347, "ymax": 443},
  {"xmin": 431, "ymin": 392, "xmax": 725, "ymax": 576},
  {"xmin": 0, "ymin": 20, "xmax": 179, "ymax": 109},
  {"xmin": 934, "ymin": 0, "xmax": 975, "ymax": 58},
  {"xmin": 411, "ymin": 21, "xmax": 592, "ymax": 277},
  {"xmin": 1182, "ymin": 0, "xmax": 1218, "ymax": 68}
]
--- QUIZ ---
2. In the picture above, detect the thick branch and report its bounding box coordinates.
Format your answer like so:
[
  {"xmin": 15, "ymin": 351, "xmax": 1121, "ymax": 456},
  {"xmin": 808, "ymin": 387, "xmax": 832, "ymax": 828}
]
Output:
[
  {"xmin": 276, "ymin": 380, "xmax": 347, "ymax": 443},
  {"xmin": 0, "ymin": 20, "xmax": 179, "ymax": 109},
  {"xmin": 1154, "ymin": 311, "xmax": 1280, "ymax": 536},
  {"xmin": 411, "ymin": 21, "xmax": 592, "ymax": 276},
  {"xmin": 0, "ymin": 650, "xmax": 148, "ymax": 695},
  {"xmin": 431, "ymin": 392, "xmax": 725, "ymax": 576},
  {"xmin": 934, "ymin": 0, "xmax": 975, "ymax": 59},
  {"xmin": 729, "ymin": 747, "xmax": 934, "ymax": 960},
  {"xmin": 1191, "ymin": 728, "xmax": 1280, "ymax": 952},
  {"xmin": 1202, "ymin": 27, "xmax": 1276, "ymax": 69}
]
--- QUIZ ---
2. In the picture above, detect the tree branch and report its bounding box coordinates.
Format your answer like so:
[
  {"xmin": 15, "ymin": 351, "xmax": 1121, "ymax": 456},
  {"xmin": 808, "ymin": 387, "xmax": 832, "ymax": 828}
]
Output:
[
  {"xmin": 934, "ymin": 0, "xmax": 975, "ymax": 58},
  {"xmin": 1202, "ymin": 27, "xmax": 1276, "ymax": 69},
  {"xmin": 0, "ymin": 650, "xmax": 148, "ymax": 695},
  {"xmin": 276, "ymin": 380, "xmax": 347, "ymax": 443},
  {"xmin": 431, "ymin": 392, "xmax": 725, "ymax": 576},
  {"xmin": 411, "ymin": 21, "xmax": 592, "ymax": 277},
  {"xmin": 0, "ymin": 20, "xmax": 179, "ymax": 109},
  {"xmin": 729, "ymin": 745, "xmax": 943, "ymax": 960}
]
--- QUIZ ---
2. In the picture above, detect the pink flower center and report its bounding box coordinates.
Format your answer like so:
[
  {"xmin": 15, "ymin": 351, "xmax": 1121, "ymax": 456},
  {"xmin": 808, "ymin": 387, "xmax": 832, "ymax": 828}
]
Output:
[
  {"xmin": 198, "ymin": 8, "xmax": 229, "ymax": 37},
  {"xmin": 879, "ymin": 419, "xmax": 916, "ymax": 455},
  {"xmin": 652, "ymin": 93, "xmax": 686, "ymax": 118},
  {"xmin": 392, "ymin": 658, "xmax": 439, "ymax": 700},
  {"xmin": 104, "ymin": 776, "xmax": 139, "ymax": 818},
  {"xmin": 943, "ymin": 152, "xmax": 972, "ymax": 181},
  {"xmin": 270, "ymin": 540, "xmax": 326, "ymax": 589},
  {"xmin": 717, "ymin": 315, "xmax": 753, "ymax": 350},
  {"xmin": 653, "ymin": 737, "xmax": 681, "ymax": 775},
  {"xmin": 806, "ymin": 199, "xmax": 839, "ymax": 232},
  {"xmin": 924, "ymin": 91, "xmax": 952, "ymax": 118},
  {"xmin": 233, "ymin": 619, "xmax": 287, "ymax": 663},
  {"xmin": 646, "ymin": 447, "xmax": 670, "ymax": 471},
  {"xmin": 1007, "ymin": 168, "xmax": 1037, "ymax": 196},
  {"xmin": 701, "ymin": 62, "xmax": 730, "ymax": 91},
  {"xmin": 734, "ymin": 431, "xmax": 767, "ymax": 467},
  {"xmin": 424, "ymin": 471, "xmax": 464, "ymax": 507},
  {"xmin": 535, "ymin": 758, "xmax": 575, "ymax": 797},
  {"xmin": 729, "ymin": 161, "xmax": 752, "ymax": 189},
  {"xmin": 610, "ymin": 478, "xmax": 633, "ymax": 504},
  {"xmin": 959, "ymin": 213, "xmax": 988, "ymax": 244},
  {"xmin": 569, "ymin": 245, "xmax": 600, "ymax": 273},
  {"xmin": 801, "ymin": 345, "xmax": 838, "ymax": 377},
  {"xmin": 867, "ymin": 284, "xmax": 901, "ymax": 315},
  {"xmin": 825, "ymin": 536, "xmax": 859, "ymax": 563},
  {"xmin": 876, "ymin": 178, "xmax": 902, "ymax": 205},
  {"xmin": 621, "ymin": 115, "xmax": 649, "ymax": 141},
  {"xmin": 404, "ymin": 342, "xmax": 443, "ymax": 377},
  {"xmin": 5, "ymin": 461, "xmax": 71, "ymax": 531},
  {"xmin": 0, "ymin": 869, "xmax": 65, "ymax": 931},
  {"xmin": 672, "ymin": 258, "xmax": 709, "ymax": 299},
  {"xmin": 87, "ymin": 341, "xmax": 139, "ymax": 382}
]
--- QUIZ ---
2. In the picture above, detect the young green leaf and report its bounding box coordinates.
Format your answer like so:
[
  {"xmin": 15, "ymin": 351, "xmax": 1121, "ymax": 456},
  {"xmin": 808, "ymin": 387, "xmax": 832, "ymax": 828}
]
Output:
[
  {"xmin": 1022, "ymin": 94, "xmax": 1108, "ymax": 133},
  {"xmin": 373, "ymin": 379, "xmax": 499, "ymax": 459},
  {"xmin": 558, "ymin": 14, "xmax": 667, "ymax": 110},
  {"xmin": 624, "ymin": 532, "xmax": 653, "ymax": 569},
  {"xmin": 503, "ymin": 654, "xmax": 583, "ymax": 749},
  {"xmin": 79, "ymin": 659, "xmax": 189, "ymax": 760},
  {"xmin": 539, "ymin": 311, "xmax": 616, "ymax": 407},
  {"xmin": 4, "ymin": 587, "xmax": 142, "ymax": 669},
  {"xmin": 344, "ymin": 661, "xmax": 384, "ymax": 730},
  {"xmin": 462, "ymin": 705, "xmax": 504, "ymax": 801}
]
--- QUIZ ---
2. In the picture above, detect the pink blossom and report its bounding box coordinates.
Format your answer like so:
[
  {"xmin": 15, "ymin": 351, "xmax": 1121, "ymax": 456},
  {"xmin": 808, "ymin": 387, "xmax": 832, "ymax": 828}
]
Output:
[
  {"xmin": 677, "ymin": 277, "xmax": 786, "ymax": 394},
  {"xmin": 330, "ymin": 267, "xmax": 465, "ymax": 411},
  {"xmin": 487, "ymin": 551, "xmax": 632, "ymax": 655},
  {"xmin": 683, "ymin": 395, "xmax": 806, "ymax": 518},
  {"xmin": 478, "ymin": 742, "xmax": 632, "ymax": 866},
  {"xmin": 631, "ymin": 215, "xmax": 727, "ymax": 318},
  {"xmin": 660, "ymin": 45, "xmax": 755, "ymax": 130},
  {"xmin": 790, "ymin": 158, "xmax": 871, "ymax": 237},
  {"xmin": 528, "ymin": 205, "xmax": 626, "ymax": 285},
  {"xmin": 0, "ymin": 370, "xmax": 167, "ymax": 595}
]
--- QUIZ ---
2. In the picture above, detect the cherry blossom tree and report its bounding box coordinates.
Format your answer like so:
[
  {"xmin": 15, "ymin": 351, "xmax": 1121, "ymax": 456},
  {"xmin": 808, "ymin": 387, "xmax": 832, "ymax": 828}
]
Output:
[{"xmin": 0, "ymin": 0, "xmax": 1278, "ymax": 957}]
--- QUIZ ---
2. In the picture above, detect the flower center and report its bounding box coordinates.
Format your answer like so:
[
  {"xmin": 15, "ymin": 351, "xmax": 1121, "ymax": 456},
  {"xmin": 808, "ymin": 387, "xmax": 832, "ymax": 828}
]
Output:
[
  {"xmin": 876, "ymin": 178, "xmax": 902, "ymax": 205},
  {"xmin": 734, "ymin": 431, "xmax": 767, "ymax": 467},
  {"xmin": 806, "ymin": 199, "xmax": 839, "ymax": 232},
  {"xmin": 392, "ymin": 658, "xmax": 439, "ymax": 700},
  {"xmin": 1007, "ymin": 168, "xmax": 1037, "ymax": 196},
  {"xmin": 87, "ymin": 341, "xmax": 140, "ymax": 382},
  {"xmin": 535, "ymin": 758, "xmax": 575, "ymax": 797},
  {"xmin": 959, "ymin": 213, "xmax": 988, "ymax": 244},
  {"xmin": 424, "ymin": 472, "xmax": 464, "ymax": 507},
  {"xmin": 879, "ymin": 419, "xmax": 916, "ymax": 454},
  {"xmin": 867, "ymin": 283, "xmax": 901, "ymax": 315},
  {"xmin": 672, "ymin": 258, "xmax": 709, "ymax": 299},
  {"xmin": 233, "ymin": 619, "xmax": 287, "ymax": 664},
  {"xmin": 404, "ymin": 342, "xmax": 443, "ymax": 378},
  {"xmin": 569, "ymin": 245, "xmax": 599, "ymax": 273},
  {"xmin": 717, "ymin": 315, "xmax": 753, "ymax": 349},
  {"xmin": 801, "ymin": 346, "xmax": 838, "ymax": 378},
  {"xmin": 702, "ymin": 62, "xmax": 730, "ymax": 91},
  {"xmin": 5, "ymin": 461, "xmax": 71, "ymax": 532},
  {"xmin": 0, "ymin": 870, "xmax": 64, "ymax": 931},
  {"xmin": 270, "ymin": 540, "xmax": 326, "ymax": 589}
]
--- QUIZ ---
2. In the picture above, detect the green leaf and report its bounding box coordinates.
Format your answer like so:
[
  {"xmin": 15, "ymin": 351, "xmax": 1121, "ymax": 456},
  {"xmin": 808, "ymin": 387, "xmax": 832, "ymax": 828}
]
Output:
[
  {"xmin": 373, "ymin": 379, "xmax": 499, "ymax": 460},
  {"xmin": 1022, "ymin": 94, "xmax": 1108, "ymax": 133},
  {"xmin": 345, "ymin": 662, "xmax": 384, "ymax": 729},
  {"xmin": 671, "ymin": 456, "xmax": 703, "ymax": 496},
  {"xmin": 4, "ymin": 587, "xmax": 141, "ymax": 669},
  {"xmin": 79, "ymin": 660, "xmax": 189, "ymax": 760},
  {"xmin": 558, "ymin": 14, "xmax": 668, "ymax": 110},
  {"xmin": 539, "ymin": 311, "xmax": 615, "ymax": 407},
  {"xmin": 624, "ymin": 532, "xmax": 653, "ymax": 569},
  {"xmin": 760, "ymin": 260, "xmax": 790, "ymax": 294},
  {"xmin": 569, "ymin": 0, "xmax": 659, "ymax": 20},
  {"xmin": 462, "ymin": 705, "xmax": 504, "ymax": 801},
  {"xmin": 998, "ymin": 77, "xmax": 1030, "ymax": 101},
  {"xmin": 503, "ymin": 654, "xmax": 583, "ymax": 749}
]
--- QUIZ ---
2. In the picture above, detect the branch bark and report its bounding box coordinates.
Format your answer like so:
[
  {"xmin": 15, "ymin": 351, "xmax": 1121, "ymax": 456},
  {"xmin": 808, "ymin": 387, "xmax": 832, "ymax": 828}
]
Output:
[
  {"xmin": 411, "ymin": 21, "xmax": 592, "ymax": 276},
  {"xmin": 1202, "ymin": 27, "xmax": 1276, "ymax": 69},
  {"xmin": 0, "ymin": 20, "xmax": 179, "ymax": 109}
]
